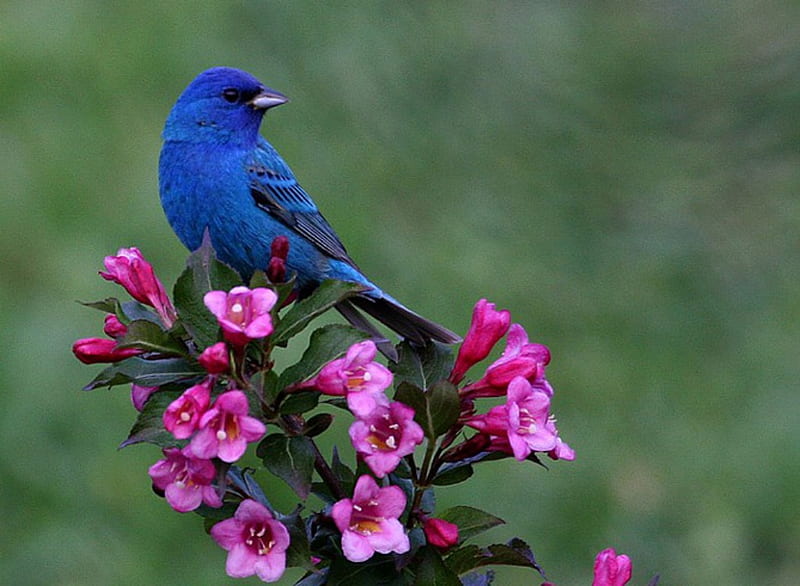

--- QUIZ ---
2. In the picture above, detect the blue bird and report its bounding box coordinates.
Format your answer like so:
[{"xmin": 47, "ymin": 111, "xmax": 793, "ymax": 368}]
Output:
[{"xmin": 159, "ymin": 67, "xmax": 459, "ymax": 351}]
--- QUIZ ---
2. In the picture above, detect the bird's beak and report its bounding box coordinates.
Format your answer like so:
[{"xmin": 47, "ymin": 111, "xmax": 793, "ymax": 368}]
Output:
[{"xmin": 248, "ymin": 88, "xmax": 289, "ymax": 110}]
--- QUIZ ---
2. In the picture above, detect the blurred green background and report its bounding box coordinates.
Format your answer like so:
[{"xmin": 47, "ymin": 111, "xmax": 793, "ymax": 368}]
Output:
[{"xmin": 2, "ymin": 1, "xmax": 798, "ymax": 584}]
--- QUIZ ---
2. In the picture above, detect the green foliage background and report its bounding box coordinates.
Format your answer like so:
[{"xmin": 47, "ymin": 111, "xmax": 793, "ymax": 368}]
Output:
[{"xmin": 2, "ymin": 2, "xmax": 798, "ymax": 584}]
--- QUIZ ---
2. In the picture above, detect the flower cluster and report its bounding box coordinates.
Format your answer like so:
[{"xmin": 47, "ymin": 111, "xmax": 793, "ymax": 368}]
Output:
[{"xmin": 73, "ymin": 244, "xmax": 648, "ymax": 584}]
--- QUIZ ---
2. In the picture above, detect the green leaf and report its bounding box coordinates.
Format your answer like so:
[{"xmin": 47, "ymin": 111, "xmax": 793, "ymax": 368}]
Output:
[
  {"xmin": 257, "ymin": 434, "xmax": 315, "ymax": 499},
  {"xmin": 277, "ymin": 324, "xmax": 369, "ymax": 390},
  {"xmin": 116, "ymin": 319, "xmax": 188, "ymax": 356},
  {"xmin": 278, "ymin": 508, "xmax": 315, "ymax": 571},
  {"xmin": 445, "ymin": 538, "xmax": 544, "ymax": 578},
  {"xmin": 303, "ymin": 413, "xmax": 334, "ymax": 437},
  {"xmin": 271, "ymin": 279, "xmax": 367, "ymax": 345},
  {"xmin": 120, "ymin": 388, "xmax": 183, "ymax": 448},
  {"xmin": 80, "ymin": 297, "xmax": 123, "ymax": 315},
  {"xmin": 172, "ymin": 237, "xmax": 242, "ymax": 348},
  {"xmin": 394, "ymin": 380, "xmax": 460, "ymax": 440},
  {"xmin": 279, "ymin": 391, "xmax": 320, "ymax": 415},
  {"xmin": 438, "ymin": 506, "xmax": 505, "ymax": 543},
  {"xmin": 326, "ymin": 555, "xmax": 407, "ymax": 586},
  {"xmin": 432, "ymin": 464, "xmax": 474, "ymax": 486},
  {"xmin": 83, "ymin": 356, "xmax": 205, "ymax": 390},
  {"xmin": 412, "ymin": 546, "xmax": 462, "ymax": 585},
  {"xmin": 391, "ymin": 340, "xmax": 454, "ymax": 390}
]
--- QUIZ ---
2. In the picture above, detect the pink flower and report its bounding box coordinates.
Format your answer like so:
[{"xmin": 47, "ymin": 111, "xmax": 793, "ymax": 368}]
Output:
[
  {"xmin": 450, "ymin": 299, "xmax": 511, "ymax": 384},
  {"xmin": 198, "ymin": 342, "xmax": 230, "ymax": 374},
  {"xmin": 210, "ymin": 499, "xmax": 290, "ymax": 582},
  {"xmin": 308, "ymin": 340, "xmax": 392, "ymax": 417},
  {"xmin": 148, "ymin": 447, "xmax": 222, "ymax": 513},
  {"xmin": 189, "ymin": 390, "xmax": 266, "ymax": 463},
  {"xmin": 204, "ymin": 286, "xmax": 277, "ymax": 347},
  {"xmin": 463, "ymin": 324, "xmax": 551, "ymax": 398},
  {"xmin": 423, "ymin": 518, "xmax": 459, "ymax": 550},
  {"xmin": 163, "ymin": 378, "xmax": 212, "ymax": 439},
  {"xmin": 100, "ymin": 247, "xmax": 177, "ymax": 327},
  {"xmin": 72, "ymin": 337, "xmax": 143, "ymax": 364},
  {"xmin": 466, "ymin": 377, "xmax": 557, "ymax": 460},
  {"xmin": 349, "ymin": 401, "xmax": 424, "ymax": 478},
  {"xmin": 131, "ymin": 384, "xmax": 158, "ymax": 411},
  {"xmin": 592, "ymin": 548, "xmax": 632, "ymax": 586},
  {"xmin": 546, "ymin": 418, "xmax": 576, "ymax": 461},
  {"xmin": 331, "ymin": 475, "xmax": 410, "ymax": 562},
  {"xmin": 103, "ymin": 314, "xmax": 128, "ymax": 338}
]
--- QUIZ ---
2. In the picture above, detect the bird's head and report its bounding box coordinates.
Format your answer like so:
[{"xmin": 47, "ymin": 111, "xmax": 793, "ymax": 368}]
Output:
[{"xmin": 162, "ymin": 67, "xmax": 288, "ymax": 146}]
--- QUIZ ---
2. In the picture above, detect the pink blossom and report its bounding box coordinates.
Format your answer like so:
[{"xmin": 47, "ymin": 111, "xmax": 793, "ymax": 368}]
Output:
[
  {"xmin": 204, "ymin": 286, "xmax": 277, "ymax": 346},
  {"xmin": 103, "ymin": 314, "xmax": 128, "ymax": 338},
  {"xmin": 423, "ymin": 518, "xmax": 459, "ymax": 550},
  {"xmin": 331, "ymin": 475, "xmax": 410, "ymax": 562},
  {"xmin": 463, "ymin": 324, "xmax": 551, "ymax": 398},
  {"xmin": 450, "ymin": 299, "xmax": 511, "ymax": 384},
  {"xmin": 466, "ymin": 377, "xmax": 557, "ymax": 460},
  {"xmin": 546, "ymin": 418, "xmax": 576, "ymax": 461},
  {"xmin": 100, "ymin": 247, "xmax": 177, "ymax": 327},
  {"xmin": 210, "ymin": 499, "xmax": 290, "ymax": 582},
  {"xmin": 148, "ymin": 447, "xmax": 222, "ymax": 512},
  {"xmin": 72, "ymin": 337, "xmax": 143, "ymax": 364},
  {"xmin": 349, "ymin": 401, "xmax": 424, "ymax": 478},
  {"xmin": 131, "ymin": 384, "xmax": 158, "ymax": 411},
  {"xmin": 308, "ymin": 340, "xmax": 392, "ymax": 417},
  {"xmin": 198, "ymin": 342, "xmax": 230, "ymax": 374},
  {"xmin": 189, "ymin": 390, "xmax": 266, "ymax": 463},
  {"xmin": 163, "ymin": 378, "xmax": 212, "ymax": 439},
  {"xmin": 592, "ymin": 548, "xmax": 632, "ymax": 586}
]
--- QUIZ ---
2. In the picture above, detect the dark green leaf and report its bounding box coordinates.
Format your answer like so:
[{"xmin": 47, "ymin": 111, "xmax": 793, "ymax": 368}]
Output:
[
  {"xmin": 279, "ymin": 390, "xmax": 320, "ymax": 415},
  {"xmin": 432, "ymin": 464, "xmax": 473, "ymax": 486},
  {"xmin": 412, "ymin": 546, "xmax": 461, "ymax": 586},
  {"xmin": 271, "ymin": 280, "xmax": 367, "ymax": 345},
  {"xmin": 277, "ymin": 324, "xmax": 369, "ymax": 389},
  {"xmin": 438, "ymin": 506, "xmax": 504, "ymax": 543},
  {"xmin": 391, "ymin": 340, "xmax": 454, "ymax": 390},
  {"xmin": 303, "ymin": 413, "xmax": 334, "ymax": 437},
  {"xmin": 120, "ymin": 388, "xmax": 183, "ymax": 448},
  {"xmin": 116, "ymin": 319, "xmax": 188, "ymax": 356},
  {"xmin": 80, "ymin": 297, "xmax": 123, "ymax": 315},
  {"xmin": 326, "ymin": 554, "xmax": 408, "ymax": 586},
  {"xmin": 394, "ymin": 380, "xmax": 460, "ymax": 440},
  {"xmin": 445, "ymin": 539, "xmax": 544, "ymax": 578},
  {"xmin": 257, "ymin": 434, "xmax": 315, "ymax": 499},
  {"xmin": 83, "ymin": 356, "xmax": 204, "ymax": 390},
  {"xmin": 279, "ymin": 509, "xmax": 315, "ymax": 571},
  {"xmin": 172, "ymin": 237, "xmax": 242, "ymax": 348}
]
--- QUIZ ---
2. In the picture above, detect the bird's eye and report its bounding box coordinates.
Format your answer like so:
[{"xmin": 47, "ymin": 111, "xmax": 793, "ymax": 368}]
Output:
[{"xmin": 222, "ymin": 88, "xmax": 240, "ymax": 103}]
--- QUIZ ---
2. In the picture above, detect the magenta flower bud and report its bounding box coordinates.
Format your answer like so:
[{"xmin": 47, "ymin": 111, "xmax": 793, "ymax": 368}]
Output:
[
  {"xmin": 100, "ymin": 247, "xmax": 177, "ymax": 327},
  {"xmin": 349, "ymin": 401, "xmax": 424, "ymax": 478},
  {"xmin": 163, "ymin": 378, "xmax": 212, "ymax": 439},
  {"xmin": 131, "ymin": 384, "xmax": 158, "ymax": 411},
  {"xmin": 72, "ymin": 337, "xmax": 143, "ymax": 364},
  {"xmin": 198, "ymin": 342, "xmax": 230, "ymax": 374},
  {"xmin": 331, "ymin": 475, "xmax": 410, "ymax": 562},
  {"xmin": 210, "ymin": 499, "xmax": 290, "ymax": 582},
  {"xmin": 203, "ymin": 286, "xmax": 277, "ymax": 347},
  {"xmin": 148, "ymin": 447, "xmax": 222, "ymax": 513},
  {"xmin": 423, "ymin": 518, "xmax": 459, "ymax": 550},
  {"xmin": 592, "ymin": 548, "xmax": 632, "ymax": 586},
  {"xmin": 189, "ymin": 390, "xmax": 266, "ymax": 463},
  {"xmin": 267, "ymin": 235, "xmax": 289, "ymax": 283},
  {"xmin": 103, "ymin": 314, "xmax": 128, "ymax": 338},
  {"xmin": 450, "ymin": 299, "xmax": 511, "ymax": 384}
]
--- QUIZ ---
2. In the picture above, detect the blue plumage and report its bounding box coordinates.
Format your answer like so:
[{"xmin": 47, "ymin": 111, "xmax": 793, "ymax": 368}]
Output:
[{"xmin": 159, "ymin": 67, "xmax": 459, "ymax": 348}]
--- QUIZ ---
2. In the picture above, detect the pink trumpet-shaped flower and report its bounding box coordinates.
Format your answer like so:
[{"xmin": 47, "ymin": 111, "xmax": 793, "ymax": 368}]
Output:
[
  {"xmin": 349, "ymin": 401, "xmax": 424, "ymax": 478},
  {"xmin": 198, "ymin": 342, "xmax": 230, "ymax": 374},
  {"xmin": 204, "ymin": 286, "xmax": 277, "ymax": 347},
  {"xmin": 450, "ymin": 299, "xmax": 511, "ymax": 384},
  {"xmin": 592, "ymin": 548, "xmax": 633, "ymax": 586},
  {"xmin": 100, "ymin": 247, "xmax": 177, "ymax": 327},
  {"xmin": 331, "ymin": 475, "xmax": 410, "ymax": 562},
  {"xmin": 163, "ymin": 378, "xmax": 212, "ymax": 439},
  {"xmin": 189, "ymin": 390, "xmax": 266, "ymax": 463},
  {"xmin": 148, "ymin": 447, "xmax": 222, "ymax": 513},
  {"xmin": 210, "ymin": 499, "xmax": 290, "ymax": 583},
  {"xmin": 72, "ymin": 337, "xmax": 143, "ymax": 364}
]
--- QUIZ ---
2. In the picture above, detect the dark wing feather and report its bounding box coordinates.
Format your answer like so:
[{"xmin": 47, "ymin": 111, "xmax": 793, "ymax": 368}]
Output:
[{"xmin": 246, "ymin": 143, "xmax": 356, "ymax": 267}]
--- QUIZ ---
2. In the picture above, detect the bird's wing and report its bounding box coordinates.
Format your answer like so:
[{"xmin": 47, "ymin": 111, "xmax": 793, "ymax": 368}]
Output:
[{"xmin": 245, "ymin": 140, "xmax": 356, "ymax": 267}]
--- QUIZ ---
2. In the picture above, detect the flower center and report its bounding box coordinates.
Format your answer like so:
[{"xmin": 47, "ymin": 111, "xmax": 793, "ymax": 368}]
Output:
[
  {"xmin": 244, "ymin": 523, "xmax": 275, "ymax": 556},
  {"xmin": 366, "ymin": 416, "xmax": 400, "ymax": 452},
  {"xmin": 345, "ymin": 368, "xmax": 372, "ymax": 390},
  {"xmin": 517, "ymin": 407, "xmax": 538, "ymax": 435}
]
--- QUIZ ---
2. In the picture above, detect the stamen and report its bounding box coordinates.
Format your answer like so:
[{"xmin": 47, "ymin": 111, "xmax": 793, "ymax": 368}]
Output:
[
  {"xmin": 216, "ymin": 430, "xmax": 227, "ymax": 441},
  {"xmin": 180, "ymin": 412, "xmax": 191, "ymax": 422},
  {"xmin": 231, "ymin": 302, "xmax": 243, "ymax": 313}
]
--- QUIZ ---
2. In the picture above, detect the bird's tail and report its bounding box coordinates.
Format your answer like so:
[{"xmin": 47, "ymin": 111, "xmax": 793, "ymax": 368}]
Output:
[{"xmin": 335, "ymin": 294, "xmax": 461, "ymax": 360}]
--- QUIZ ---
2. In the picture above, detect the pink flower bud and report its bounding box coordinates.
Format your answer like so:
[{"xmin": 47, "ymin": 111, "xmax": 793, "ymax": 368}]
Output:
[
  {"xmin": 423, "ymin": 518, "xmax": 459, "ymax": 550},
  {"xmin": 592, "ymin": 548, "xmax": 632, "ymax": 586},
  {"xmin": 72, "ymin": 337, "xmax": 142, "ymax": 364},
  {"xmin": 198, "ymin": 342, "xmax": 230, "ymax": 374},
  {"xmin": 103, "ymin": 314, "xmax": 128, "ymax": 338},
  {"xmin": 450, "ymin": 299, "xmax": 511, "ymax": 384},
  {"xmin": 267, "ymin": 235, "xmax": 289, "ymax": 283}
]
